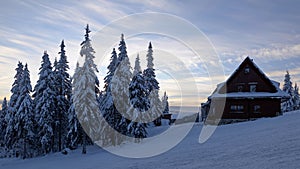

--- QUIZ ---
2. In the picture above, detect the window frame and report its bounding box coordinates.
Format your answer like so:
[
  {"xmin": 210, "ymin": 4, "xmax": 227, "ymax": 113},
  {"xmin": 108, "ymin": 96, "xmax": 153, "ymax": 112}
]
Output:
[
  {"xmin": 244, "ymin": 67, "xmax": 250, "ymax": 74},
  {"xmin": 230, "ymin": 105, "xmax": 244, "ymax": 113},
  {"xmin": 253, "ymin": 105, "xmax": 261, "ymax": 113},
  {"xmin": 236, "ymin": 83, "xmax": 245, "ymax": 92},
  {"xmin": 250, "ymin": 84, "xmax": 257, "ymax": 92}
]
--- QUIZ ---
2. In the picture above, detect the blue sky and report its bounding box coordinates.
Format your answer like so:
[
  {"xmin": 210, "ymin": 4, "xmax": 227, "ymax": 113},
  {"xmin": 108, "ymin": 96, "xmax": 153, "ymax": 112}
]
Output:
[{"xmin": 1, "ymin": 0, "xmax": 300, "ymax": 106}]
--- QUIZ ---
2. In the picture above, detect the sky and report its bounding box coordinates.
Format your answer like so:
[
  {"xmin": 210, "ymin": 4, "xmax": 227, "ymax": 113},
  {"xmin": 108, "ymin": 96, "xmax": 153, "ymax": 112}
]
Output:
[{"xmin": 1, "ymin": 0, "xmax": 300, "ymax": 107}]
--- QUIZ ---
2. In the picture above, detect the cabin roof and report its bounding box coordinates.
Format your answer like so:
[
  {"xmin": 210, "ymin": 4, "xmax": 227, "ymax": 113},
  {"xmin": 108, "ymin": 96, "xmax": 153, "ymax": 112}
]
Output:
[{"xmin": 208, "ymin": 57, "xmax": 289, "ymax": 99}]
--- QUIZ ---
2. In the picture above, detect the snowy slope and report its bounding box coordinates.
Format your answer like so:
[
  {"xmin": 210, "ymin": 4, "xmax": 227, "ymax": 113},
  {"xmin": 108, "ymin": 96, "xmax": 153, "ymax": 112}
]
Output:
[{"xmin": 1, "ymin": 111, "xmax": 300, "ymax": 169}]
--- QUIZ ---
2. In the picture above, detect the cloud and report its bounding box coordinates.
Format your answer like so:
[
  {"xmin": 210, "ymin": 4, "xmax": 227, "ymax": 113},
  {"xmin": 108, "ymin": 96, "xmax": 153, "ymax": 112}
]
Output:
[{"xmin": 248, "ymin": 44, "xmax": 300, "ymax": 60}]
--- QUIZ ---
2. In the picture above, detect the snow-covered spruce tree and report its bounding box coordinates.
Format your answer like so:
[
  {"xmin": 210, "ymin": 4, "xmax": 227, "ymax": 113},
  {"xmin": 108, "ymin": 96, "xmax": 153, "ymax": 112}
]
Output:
[
  {"xmin": 103, "ymin": 48, "xmax": 118, "ymax": 94},
  {"xmin": 111, "ymin": 34, "xmax": 132, "ymax": 137},
  {"xmin": 52, "ymin": 57, "xmax": 60, "ymax": 152},
  {"xmin": 143, "ymin": 42, "xmax": 163, "ymax": 126},
  {"xmin": 80, "ymin": 25, "xmax": 100, "ymax": 96},
  {"xmin": 133, "ymin": 54, "xmax": 142, "ymax": 76},
  {"xmin": 293, "ymin": 83, "xmax": 300, "ymax": 110},
  {"xmin": 33, "ymin": 51, "xmax": 56, "ymax": 155},
  {"xmin": 53, "ymin": 40, "xmax": 72, "ymax": 151},
  {"xmin": 128, "ymin": 54, "xmax": 149, "ymax": 142},
  {"xmin": 0, "ymin": 97, "xmax": 8, "ymax": 146},
  {"xmin": 101, "ymin": 48, "xmax": 123, "ymax": 146},
  {"xmin": 282, "ymin": 70, "xmax": 294, "ymax": 112},
  {"xmin": 14, "ymin": 64, "xmax": 35, "ymax": 159},
  {"xmin": 161, "ymin": 91, "xmax": 169, "ymax": 115},
  {"xmin": 67, "ymin": 63, "xmax": 93, "ymax": 150},
  {"xmin": 75, "ymin": 25, "xmax": 105, "ymax": 153},
  {"xmin": 5, "ymin": 62, "xmax": 23, "ymax": 149}
]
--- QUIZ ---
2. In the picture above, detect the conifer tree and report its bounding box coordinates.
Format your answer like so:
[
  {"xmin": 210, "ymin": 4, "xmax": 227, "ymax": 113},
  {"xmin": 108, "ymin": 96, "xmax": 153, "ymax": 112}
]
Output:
[
  {"xmin": 101, "ymin": 48, "xmax": 122, "ymax": 146},
  {"xmin": 33, "ymin": 51, "xmax": 56, "ymax": 154},
  {"xmin": 33, "ymin": 52, "xmax": 53, "ymax": 121},
  {"xmin": 0, "ymin": 97, "xmax": 8, "ymax": 146},
  {"xmin": 5, "ymin": 62, "xmax": 23, "ymax": 149},
  {"xmin": 14, "ymin": 64, "xmax": 35, "ymax": 159},
  {"xmin": 111, "ymin": 34, "xmax": 132, "ymax": 136},
  {"xmin": 54, "ymin": 40, "xmax": 72, "ymax": 151},
  {"xmin": 282, "ymin": 70, "xmax": 294, "ymax": 112},
  {"xmin": 103, "ymin": 48, "xmax": 118, "ymax": 93},
  {"xmin": 80, "ymin": 24, "xmax": 100, "ymax": 96},
  {"xmin": 143, "ymin": 42, "xmax": 163, "ymax": 126},
  {"xmin": 162, "ymin": 91, "xmax": 169, "ymax": 115},
  {"xmin": 283, "ymin": 71, "xmax": 293, "ymax": 95},
  {"xmin": 128, "ymin": 54, "xmax": 149, "ymax": 141},
  {"xmin": 67, "ymin": 63, "xmax": 93, "ymax": 149},
  {"xmin": 52, "ymin": 57, "xmax": 60, "ymax": 152},
  {"xmin": 293, "ymin": 83, "xmax": 300, "ymax": 110},
  {"xmin": 75, "ymin": 25, "xmax": 104, "ymax": 153}
]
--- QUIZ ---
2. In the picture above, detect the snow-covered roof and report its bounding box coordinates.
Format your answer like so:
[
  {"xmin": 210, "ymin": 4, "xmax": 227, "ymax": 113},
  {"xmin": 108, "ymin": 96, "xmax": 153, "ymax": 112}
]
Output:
[
  {"xmin": 209, "ymin": 81, "xmax": 289, "ymax": 99},
  {"xmin": 208, "ymin": 57, "xmax": 290, "ymax": 100}
]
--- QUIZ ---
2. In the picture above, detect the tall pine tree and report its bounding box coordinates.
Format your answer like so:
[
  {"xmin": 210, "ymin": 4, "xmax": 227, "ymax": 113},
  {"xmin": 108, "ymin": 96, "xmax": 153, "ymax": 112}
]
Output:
[
  {"xmin": 111, "ymin": 34, "xmax": 132, "ymax": 136},
  {"xmin": 128, "ymin": 54, "xmax": 149, "ymax": 142},
  {"xmin": 74, "ymin": 24, "xmax": 104, "ymax": 153},
  {"xmin": 5, "ymin": 62, "xmax": 23, "ymax": 149},
  {"xmin": 143, "ymin": 42, "xmax": 163, "ymax": 126},
  {"xmin": 0, "ymin": 97, "xmax": 8, "ymax": 146},
  {"xmin": 33, "ymin": 51, "xmax": 56, "ymax": 154},
  {"xmin": 101, "ymin": 48, "xmax": 122, "ymax": 146},
  {"xmin": 293, "ymin": 83, "xmax": 300, "ymax": 110},
  {"xmin": 161, "ymin": 91, "xmax": 169, "ymax": 115},
  {"xmin": 14, "ymin": 64, "xmax": 35, "ymax": 159},
  {"xmin": 282, "ymin": 70, "xmax": 294, "ymax": 112},
  {"xmin": 53, "ymin": 40, "xmax": 72, "ymax": 151},
  {"xmin": 67, "ymin": 63, "xmax": 92, "ymax": 149}
]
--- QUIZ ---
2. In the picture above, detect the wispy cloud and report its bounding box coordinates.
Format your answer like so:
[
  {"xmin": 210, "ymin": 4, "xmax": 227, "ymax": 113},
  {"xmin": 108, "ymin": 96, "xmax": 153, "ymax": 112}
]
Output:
[{"xmin": 248, "ymin": 44, "xmax": 300, "ymax": 60}]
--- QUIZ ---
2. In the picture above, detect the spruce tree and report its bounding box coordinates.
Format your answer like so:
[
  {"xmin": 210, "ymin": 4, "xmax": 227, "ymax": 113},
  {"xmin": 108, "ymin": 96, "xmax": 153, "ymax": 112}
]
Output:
[
  {"xmin": 143, "ymin": 42, "xmax": 163, "ymax": 126},
  {"xmin": 162, "ymin": 91, "xmax": 169, "ymax": 115},
  {"xmin": 128, "ymin": 54, "xmax": 149, "ymax": 141},
  {"xmin": 282, "ymin": 70, "xmax": 294, "ymax": 112},
  {"xmin": 5, "ymin": 62, "xmax": 23, "ymax": 149},
  {"xmin": 293, "ymin": 83, "xmax": 300, "ymax": 110},
  {"xmin": 103, "ymin": 48, "xmax": 118, "ymax": 93},
  {"xmin": 143, "ymin": 42, "xmax": 159, "ymax": 91},
  {"xmin": 52, "ymin": 57, "xmax": 60, "ymax": 152},
  {"xmin": 33, "ymin": 51, "xmax": 53, "ymax": 121},
  {"xmin": 283, "ymin": 71, "xmax": 293, "ymax": 95},
  {"xmin": 75, "ymin": 25, "xmax": 104, "ymax": 153},
  {"xmin": 9, "ymin": 62, "xmax": 24, "ymax": 111},
  {"xmin": 67, "ymin": 98, "xmax": 85, "ymax": 149},
  {"xmin": 14, "ymin": 64, "xmax": 35, "ymax": 159},
  {"xmin": 0, "ymin": 97, "xmax": 8, "ymax": 146},
  {"xmin": 67, "ymin": 63, "xmax": 93, "ymax": 150},
  {"xmin": 54, "ymin": 40, "xmax": 72, "ymax": 151},
  {"xmin": 80, "ymin": 24, "xmax": 100, "ymax": 96},
  {"xmin": 33, "ymin": 51, "xmax": 56, "ymax": 154},
  {"xmin": 111, "ymin": 34, "xmax": 132, "ymax": 136},
  {"xmin": 101, "ymin": 48, "xmax": 122, "ymax": 146}
]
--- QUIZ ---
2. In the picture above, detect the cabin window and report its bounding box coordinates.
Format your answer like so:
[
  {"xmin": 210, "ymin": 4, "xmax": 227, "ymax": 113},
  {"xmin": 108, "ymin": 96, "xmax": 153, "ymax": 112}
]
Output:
[
  {"xmin": 244, "ymin": 67, "xmax": 250, "ymax": 74},
  {"xmin": 237, "ymin": 85, "xmax": 243, "ymax": 92},
  {"xmin": 253, "ymin": 105, "xmax": 261, "ymax": 113},
  {"xmin": 250, "ymin": 84, "xmax": 257, "ymax": 92},
  {"xmin": 230, "ymin": 105, "xmax": 244, "ymax": 113}
]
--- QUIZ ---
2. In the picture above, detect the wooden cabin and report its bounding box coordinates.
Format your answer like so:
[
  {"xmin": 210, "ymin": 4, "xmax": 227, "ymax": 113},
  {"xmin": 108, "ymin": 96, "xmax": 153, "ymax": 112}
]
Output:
[{"xmin": 201, "ymin": 57, "xmax": 289, "ymax": 124}]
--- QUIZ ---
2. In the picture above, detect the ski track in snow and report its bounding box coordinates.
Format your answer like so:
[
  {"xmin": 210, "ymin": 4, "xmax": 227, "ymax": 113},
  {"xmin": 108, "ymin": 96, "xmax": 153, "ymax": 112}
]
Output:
[{"xmin": 1, "ymin": 111, "xmax": 300, "ymax": 169}]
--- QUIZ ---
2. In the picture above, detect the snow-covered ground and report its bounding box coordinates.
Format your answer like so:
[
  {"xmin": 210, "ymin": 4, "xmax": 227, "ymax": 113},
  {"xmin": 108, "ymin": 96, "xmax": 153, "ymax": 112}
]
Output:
[{"xmin": 1, "ymin": 111, "xmax": 300, "ymax": 169}]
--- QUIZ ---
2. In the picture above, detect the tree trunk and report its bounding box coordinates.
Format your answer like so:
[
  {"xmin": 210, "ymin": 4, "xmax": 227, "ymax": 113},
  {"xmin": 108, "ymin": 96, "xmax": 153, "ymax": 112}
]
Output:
[
  {"xmin": 23, "ymin": 138, "xmax": 26, "ymax": 159},
  {"xmin": 82, "ymin": 134, "xmax": 86, "ymax": 154},
  {"xmin": 58, "ymin": 113, "xmax": 62, "ymax": 152}
]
